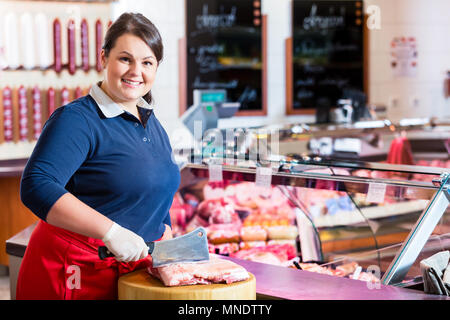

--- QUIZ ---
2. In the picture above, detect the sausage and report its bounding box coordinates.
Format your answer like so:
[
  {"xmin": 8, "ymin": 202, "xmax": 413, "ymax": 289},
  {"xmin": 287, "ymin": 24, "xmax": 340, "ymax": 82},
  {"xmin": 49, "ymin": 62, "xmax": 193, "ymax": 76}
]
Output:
[
  {"xmin": 80, "ymin": 19, "xmax": 89, "ymax": 72},
  {"xmin": 67, "ymin": 19, "xmax": 76, "ymax": 75},
  {"xmin": 2, "ymin": 87, "xmax": 13, "ymax": 142},
  {"xmin": 74, "ymin": 86, "xmax": 83, "ymax": 99},
  {"xmin": 18, "ymin": 85, "xmax": 28, "ymax": 141},
  {"xmin": 53, "ymin": 19, "xmax": 62, "ymax": 73},
  {"xmin": 95, "ymin": 19, "xmax": 102, "ymax": 72},
  {"xmin": 35, "ymin": 13, "xmax": 51, "ymax": 70},
  {"xmin": 47, "ymin": 87, "xmax": 56, "ymax": 117},
  {"xmin": 61, "ymin": 87, "xmax": 70, "ymax": 106},
  {"xmin": 32, "ymin": 86, "xmax": 42, "ymax": 140}
]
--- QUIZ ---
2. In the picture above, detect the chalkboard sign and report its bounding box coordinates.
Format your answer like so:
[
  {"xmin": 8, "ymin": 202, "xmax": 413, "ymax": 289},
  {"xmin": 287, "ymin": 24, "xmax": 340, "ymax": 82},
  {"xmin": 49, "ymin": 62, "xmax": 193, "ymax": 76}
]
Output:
[
  {"xmin": 292, "ymin": 0, "xmax": 364, "ymax": 110},
  {"xmin": 185, "ymin": 0, "xmax": 264, "ymax": 113}
]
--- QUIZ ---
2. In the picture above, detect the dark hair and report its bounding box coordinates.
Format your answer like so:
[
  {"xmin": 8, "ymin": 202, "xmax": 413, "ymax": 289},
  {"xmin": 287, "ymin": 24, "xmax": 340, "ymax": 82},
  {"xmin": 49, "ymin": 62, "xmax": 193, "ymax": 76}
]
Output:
[{"xmin": 103, "ymin": 12, "xmax": 163, "ymax": 105}]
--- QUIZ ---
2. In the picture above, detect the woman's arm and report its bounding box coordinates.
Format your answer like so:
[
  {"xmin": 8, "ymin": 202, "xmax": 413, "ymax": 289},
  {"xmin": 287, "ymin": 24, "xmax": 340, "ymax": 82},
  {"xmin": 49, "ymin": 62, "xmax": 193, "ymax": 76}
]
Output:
[{"xmin": 46, "ymin": 193, "xmax": 113, "ymax": 239}]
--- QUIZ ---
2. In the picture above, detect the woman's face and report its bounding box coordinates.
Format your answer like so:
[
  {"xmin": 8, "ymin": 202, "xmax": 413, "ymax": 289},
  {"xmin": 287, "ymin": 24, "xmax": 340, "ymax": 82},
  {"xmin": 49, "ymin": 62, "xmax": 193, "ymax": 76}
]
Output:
[{"xmin": 101, "ymin": 33, "xmax": 158, "ymax": 108}]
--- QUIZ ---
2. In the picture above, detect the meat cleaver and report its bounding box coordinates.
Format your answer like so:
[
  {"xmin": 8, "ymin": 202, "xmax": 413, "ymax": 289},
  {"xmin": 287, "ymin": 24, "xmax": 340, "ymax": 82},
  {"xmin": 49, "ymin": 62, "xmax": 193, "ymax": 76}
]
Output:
[{"xmin": 98, "ymin": 227, "xmax": 210, "ymax": 267}]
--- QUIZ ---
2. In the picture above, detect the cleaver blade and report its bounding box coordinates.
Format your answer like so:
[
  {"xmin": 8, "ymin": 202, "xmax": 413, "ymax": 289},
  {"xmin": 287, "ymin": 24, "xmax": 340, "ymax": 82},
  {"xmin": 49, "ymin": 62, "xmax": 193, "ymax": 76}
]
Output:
[{"xmin": 98, "ymin": 227, "xmax": 210, "ymax": 267}]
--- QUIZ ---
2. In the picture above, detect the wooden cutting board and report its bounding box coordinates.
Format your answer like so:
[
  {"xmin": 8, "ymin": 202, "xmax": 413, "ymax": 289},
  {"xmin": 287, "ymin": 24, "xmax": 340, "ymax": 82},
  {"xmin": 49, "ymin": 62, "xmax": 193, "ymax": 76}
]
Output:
[{"xmin": 118, "ymin": 269, "xmax": 256, "ymax": 300}]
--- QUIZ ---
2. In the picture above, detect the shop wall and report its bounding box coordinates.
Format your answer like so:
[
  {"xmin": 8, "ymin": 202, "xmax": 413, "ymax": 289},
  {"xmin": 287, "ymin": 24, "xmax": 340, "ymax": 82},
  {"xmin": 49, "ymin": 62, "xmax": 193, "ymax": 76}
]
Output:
[
  {"xmin": 0, "ymin": 1, "xmax": 112, "ymax": 159},
  {"xmin": 365, "ymin": 0, "xmax": 450, "ymax": 121},
  {"xmin": 115, "ymin": 0, "xmax": 449, "ymax": 145},
  {"xmin": 1, "ymin": 0, "xmax": 448, "ymax": 156},
  {"xmin": 112, "ymin": 0, "xmax": 315, "ymax": 147}
]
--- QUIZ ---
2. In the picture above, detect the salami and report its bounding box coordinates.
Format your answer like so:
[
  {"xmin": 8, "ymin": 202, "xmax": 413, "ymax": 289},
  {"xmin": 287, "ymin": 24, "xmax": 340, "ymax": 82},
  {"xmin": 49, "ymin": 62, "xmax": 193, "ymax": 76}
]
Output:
[
  {"xmin": 61, "ymin": 87, "xmax": 70, "ymax": 106},
  {"xmin": 32, "ymin": 86, "xmax": 42, "ymax": 139},
  {"xmin": 47, "ymin": 87, "xmax": 56, "ymax": 117},
  {"xmin": 67, "ymin": 19, "xmax": 76, "ymax": 75},
  {"xmin": 20, "ymin": 13, "xmax": 35, "ymax": 70},
  {"xmin": 95, "ymin": 19, "xmax": 102, "ymax": 72},
  {"xmin": 53, "ymin": 19, "xmax": 62, "ymax": 73},
  {"xmin": 74, "ymin": 86, "xmax": 83, "ymax": 99},
  {"xmin": 80, "ymin": 19, "xmax": 89, "ymax": 72},
  {"xmin": 4, "ymin": 13, "xmax": 20, "ymax": 69},
  {"xmin": 35, "ymin": 13, "xmax": 51, "ymax": 69},
  {"xmin": 2, "ymin": 87, "xmax": 13, "ymax": 142},
  {"xmin": 18, "ymin": 86, "xmax": 28, "ymax": 141}
]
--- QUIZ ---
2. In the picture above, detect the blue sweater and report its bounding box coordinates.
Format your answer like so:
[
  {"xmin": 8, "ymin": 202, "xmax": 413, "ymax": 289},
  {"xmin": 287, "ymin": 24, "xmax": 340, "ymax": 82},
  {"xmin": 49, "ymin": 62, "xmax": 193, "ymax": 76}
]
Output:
[{"xmin": 20, "ymin": 92, "xmax": 180, "ymax": 242}]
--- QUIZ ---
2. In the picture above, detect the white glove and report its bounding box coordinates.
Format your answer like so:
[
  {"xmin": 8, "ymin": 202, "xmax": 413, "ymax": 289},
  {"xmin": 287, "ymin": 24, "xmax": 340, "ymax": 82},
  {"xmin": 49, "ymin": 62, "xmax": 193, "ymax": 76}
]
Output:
[{"xmin": 102, "ymin": 222, "xmax": 149, "ymax": 262}]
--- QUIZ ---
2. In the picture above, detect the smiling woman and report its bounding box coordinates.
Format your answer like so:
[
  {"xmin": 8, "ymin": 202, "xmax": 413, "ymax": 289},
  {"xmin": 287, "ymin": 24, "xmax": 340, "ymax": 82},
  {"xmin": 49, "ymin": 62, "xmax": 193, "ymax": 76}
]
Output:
[
  {"xmin": 100, "ymin": 33, "xmax": 159, "ymax": 117},
  {"xmin": 102, "ymin": 13, "xmax": 163, "ymax": 109},
  {"xmin": 16, "ymin": 13, "xmax": 180, "ymax": 300}
]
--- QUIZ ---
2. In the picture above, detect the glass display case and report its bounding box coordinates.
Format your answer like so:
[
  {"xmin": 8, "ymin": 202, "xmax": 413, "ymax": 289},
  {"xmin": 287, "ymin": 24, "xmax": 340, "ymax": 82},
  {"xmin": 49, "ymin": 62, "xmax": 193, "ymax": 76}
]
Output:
[{"xmin": 170, "ymin": 156, "xmax": 450, "ymax": 289}]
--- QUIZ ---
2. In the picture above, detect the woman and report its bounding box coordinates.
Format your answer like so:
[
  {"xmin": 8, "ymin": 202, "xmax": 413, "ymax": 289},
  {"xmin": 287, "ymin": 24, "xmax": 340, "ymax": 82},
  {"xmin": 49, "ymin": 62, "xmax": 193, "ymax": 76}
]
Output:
[{"xmin": 16, "ymin": 12, "xmax": 180, "ymax": 300}]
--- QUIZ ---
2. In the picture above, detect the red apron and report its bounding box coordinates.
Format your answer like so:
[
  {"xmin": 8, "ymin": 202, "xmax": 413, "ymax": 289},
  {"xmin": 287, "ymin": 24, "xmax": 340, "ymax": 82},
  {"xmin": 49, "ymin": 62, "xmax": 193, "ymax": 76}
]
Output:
[{"xmin": 16, "ymin": 220, "xmax": 153, "ymax": 300}]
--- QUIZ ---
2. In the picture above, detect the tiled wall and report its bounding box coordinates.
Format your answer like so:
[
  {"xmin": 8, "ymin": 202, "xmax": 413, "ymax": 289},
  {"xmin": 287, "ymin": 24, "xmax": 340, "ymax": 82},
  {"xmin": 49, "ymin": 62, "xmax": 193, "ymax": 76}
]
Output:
[
  {"xmin": 365, "ymin": 0, "xmax": 450, "ymax": 121},
  {"xmin": 115, "ymin": 0, "xmax": 450, "ymax": 141}
]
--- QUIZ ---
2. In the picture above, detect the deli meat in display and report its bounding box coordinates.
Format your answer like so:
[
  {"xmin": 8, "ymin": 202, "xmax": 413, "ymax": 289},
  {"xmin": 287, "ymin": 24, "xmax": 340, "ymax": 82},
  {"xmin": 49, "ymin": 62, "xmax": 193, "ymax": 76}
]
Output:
[{"xmin": 147, "ymin": 256, "xmax": 250, "ymax": 287}]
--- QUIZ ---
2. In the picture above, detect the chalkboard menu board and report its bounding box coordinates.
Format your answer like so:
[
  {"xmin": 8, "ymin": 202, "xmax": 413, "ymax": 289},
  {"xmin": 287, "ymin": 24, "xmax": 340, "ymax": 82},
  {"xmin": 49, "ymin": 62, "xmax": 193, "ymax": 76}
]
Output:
[
  {"xmin": 185, "ymin": 0, "xmax": 264, "ymax": 113},
  {"xmin": 292, "ymin": 0, "xmax": 364, "ymax": 110}
]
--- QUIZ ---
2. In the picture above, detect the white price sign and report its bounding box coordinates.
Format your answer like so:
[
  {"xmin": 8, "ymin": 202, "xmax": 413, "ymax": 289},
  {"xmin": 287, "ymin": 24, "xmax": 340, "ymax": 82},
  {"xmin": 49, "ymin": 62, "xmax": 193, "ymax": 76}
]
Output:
[
  {"xmin": 255, "ymin": 167, "xmax": 272, "ymax": 188},
  {"xmin": 366, "ymin": 183, "xmax": 387, "ymax": 203},
  {"xmin": 208, "ymin": 164, "xmax": 223, "ymax": 182}
]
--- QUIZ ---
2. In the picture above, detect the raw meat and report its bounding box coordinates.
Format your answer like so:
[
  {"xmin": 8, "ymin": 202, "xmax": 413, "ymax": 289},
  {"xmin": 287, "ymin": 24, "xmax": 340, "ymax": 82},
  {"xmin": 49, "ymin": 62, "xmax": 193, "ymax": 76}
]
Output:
[
  {"xmin": 240, "ymin": 226, "xmax": 267, "ymax": 241},
  {"xmin": 266, "ymin": 225, "xmax": 298, "ymax": 240},
  {"xmin": 207, "ymin": 223, "xmax": 240, "ymax": 244},
  {"xmin": 244, "ymin": 252, "xmax": 283, "ymax": 265},
  {"xmin": 231, "ymin": 243, "xmax": 297, "ymax": 262},
  {"xmin": 208, "ymin": 242, "xmax": 240, "ymax": 255},
  {"xmin": 147, "ymin": 256, "xmax": 249, "ymax": 287}
]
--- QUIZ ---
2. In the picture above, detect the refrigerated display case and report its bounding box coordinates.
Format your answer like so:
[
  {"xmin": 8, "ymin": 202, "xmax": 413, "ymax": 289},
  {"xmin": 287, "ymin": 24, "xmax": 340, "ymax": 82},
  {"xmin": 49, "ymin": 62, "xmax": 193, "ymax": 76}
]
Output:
[{"xmin": 170, "ymin": 156, "xmax": 450, "ymax": 290}]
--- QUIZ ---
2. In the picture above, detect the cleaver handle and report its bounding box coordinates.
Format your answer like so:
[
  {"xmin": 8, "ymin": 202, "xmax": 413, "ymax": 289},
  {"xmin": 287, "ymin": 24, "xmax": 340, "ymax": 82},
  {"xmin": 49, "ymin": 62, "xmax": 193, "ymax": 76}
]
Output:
[{"xmin": 98, "ymin": 242, "xmax": 155, "ymax": 260}]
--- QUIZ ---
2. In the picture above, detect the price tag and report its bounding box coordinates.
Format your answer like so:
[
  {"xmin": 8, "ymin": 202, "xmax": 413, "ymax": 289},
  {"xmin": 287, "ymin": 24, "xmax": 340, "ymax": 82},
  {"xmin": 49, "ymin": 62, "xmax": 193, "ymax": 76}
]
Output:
[
  {"xmin": 208, "ymin": 164, "xmax": 223, "ymax": 182},
  {"xmin": 365, "ymin": 183, "xmax": 387, "ymax": 203},
  {"xmin": 255, "ymin": 167, "xmax": 272, "ymax": 188}
]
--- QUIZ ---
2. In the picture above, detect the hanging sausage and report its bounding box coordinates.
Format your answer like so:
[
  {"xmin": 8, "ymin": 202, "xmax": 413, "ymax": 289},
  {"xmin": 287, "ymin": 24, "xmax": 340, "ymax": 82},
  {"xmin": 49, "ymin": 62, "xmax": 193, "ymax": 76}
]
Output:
[
  {"xmin": 53, "ymin": 19, "xmax": 62, "ymax": 73},
  {"xmin": 74, "ymin": 86, "xmax": 83, "ymax": 99},
  {"xmin": 32, "ymin": 86, "xmax": 42, "ymax": 140},
  {"xmin": 35, "ymin": 13, "xmax": 51, "ymax": 70},
  {"xmin": 4, "ymin": 13, "xmax": 20, "ymax": 70},
  {"xmin": 18, "ymin": 86, "xmax": 28, "ymax": 141},
  {"xmin": 61, "ymin": 87, "xmax": 70, "ymax": 106},
  {"xmin": 2, "ymin": 87, "xmax": 13, "ymax": 142},
  {"xmin": 21, "ymin": 13, "xmax": 35, "ymax": 70},
  {"xmin": 47, "ymin": 87, "xmax": 56, "ymax": 117},
  {"xmin": 81, "ymin": 19, "xmax": 89, "ymax": 72},
  {"xmin": 67, "ymin": 19, "xmax": 76, "ymax": 75},
  {"xmin": 95, "ymin": 19, "xmax": 103, "ymax": 72}
]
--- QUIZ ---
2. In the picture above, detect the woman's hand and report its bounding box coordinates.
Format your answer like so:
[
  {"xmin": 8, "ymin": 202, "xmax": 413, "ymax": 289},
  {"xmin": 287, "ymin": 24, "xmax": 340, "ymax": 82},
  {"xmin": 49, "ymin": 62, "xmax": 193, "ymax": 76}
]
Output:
[{"xmin": 161, "ymin": 224, "xmax": 173, "ymax": 241}]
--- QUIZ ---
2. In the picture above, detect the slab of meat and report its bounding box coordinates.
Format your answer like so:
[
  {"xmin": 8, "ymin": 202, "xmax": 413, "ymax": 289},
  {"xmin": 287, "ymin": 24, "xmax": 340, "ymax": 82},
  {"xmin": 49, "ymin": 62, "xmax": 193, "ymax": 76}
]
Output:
[
  {"xmin": 207, "ymin": 223, "xmax": 240, "ymax": 244},
  {"xmin": 240, "ymin": 226, "xmax": 267, "ymax": 241},
  {"xmin": 231, "ymin": 243, "xmax": 297, "ymax": 262},
  {"xmin": 147, "ymin": 256, "xmax": 249, "ymax": 287}
]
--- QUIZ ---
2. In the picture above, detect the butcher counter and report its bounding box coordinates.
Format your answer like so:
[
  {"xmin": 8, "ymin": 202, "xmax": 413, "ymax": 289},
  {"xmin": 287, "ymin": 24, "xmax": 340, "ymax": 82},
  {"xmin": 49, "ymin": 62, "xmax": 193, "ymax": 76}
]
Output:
[{"xmin": 5, "ymin": 222, "xmax": 450, "ymax": 300}]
